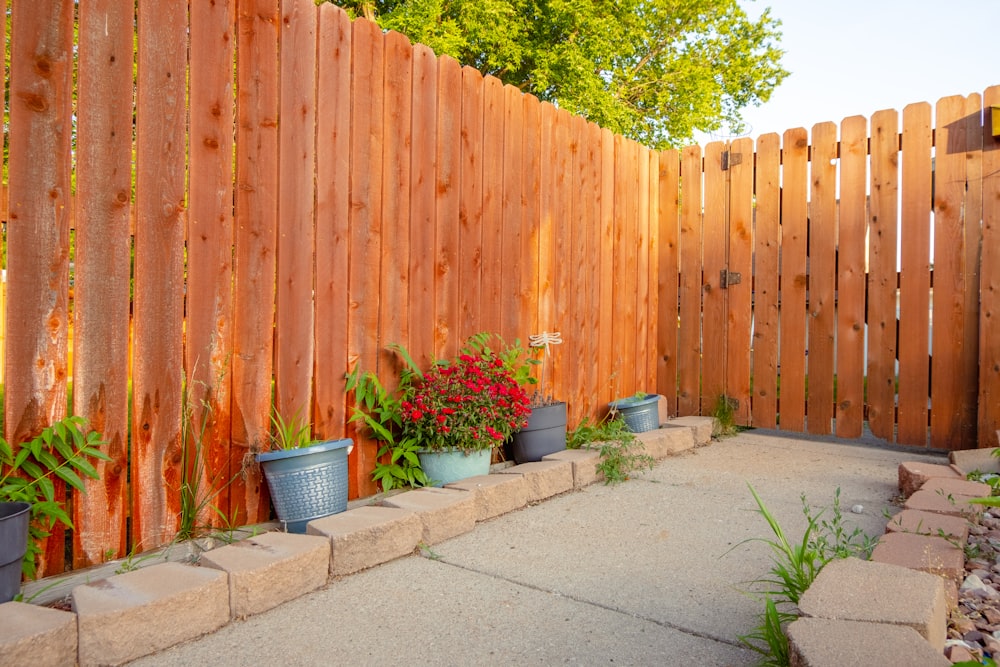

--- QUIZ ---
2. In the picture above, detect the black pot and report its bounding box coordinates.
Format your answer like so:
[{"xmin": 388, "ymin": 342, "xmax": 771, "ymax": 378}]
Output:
[
  {"xmin": 0, "ymin": 501, "xmax": 30, "ymax": 603},
  {"xmin": 511, "ymin": 401, "xmax": 568, "ymax": 463}
]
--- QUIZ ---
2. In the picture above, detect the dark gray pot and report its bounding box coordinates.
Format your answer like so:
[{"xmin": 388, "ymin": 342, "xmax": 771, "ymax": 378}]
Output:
[
  {"xmin": 0, "ymin": 501, "xmax": 30, "ymax": 603},
  {"xmin": 511, "ymin": 401, "xmax": 567, "ymax": 463}
]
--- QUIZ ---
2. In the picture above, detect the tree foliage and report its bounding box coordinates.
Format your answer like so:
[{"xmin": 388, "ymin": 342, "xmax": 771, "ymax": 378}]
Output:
[{"xmin": 327, "ymin": 0, "xmax": 787, "ymax": 148}]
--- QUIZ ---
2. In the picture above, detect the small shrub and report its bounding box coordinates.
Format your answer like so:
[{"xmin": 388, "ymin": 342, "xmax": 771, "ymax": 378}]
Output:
[{"xmin": 567, "ymin": 416, "xmax": 654, "ymax": 484}]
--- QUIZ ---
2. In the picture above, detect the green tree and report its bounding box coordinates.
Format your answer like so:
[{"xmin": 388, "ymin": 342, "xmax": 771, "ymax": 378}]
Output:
[{"xmin": 328, "ymin": 0, "xmax": 787, "ymax": 148}]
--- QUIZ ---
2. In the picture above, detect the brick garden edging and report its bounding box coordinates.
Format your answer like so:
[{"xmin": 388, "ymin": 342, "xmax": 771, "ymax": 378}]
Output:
[
  {"xmin": 786, "ymin": 449, "xmax": 995, "ymax": 666},
  {"xmin": 0, "ymin": 416, "xmax": 712, "ymax": 667}
]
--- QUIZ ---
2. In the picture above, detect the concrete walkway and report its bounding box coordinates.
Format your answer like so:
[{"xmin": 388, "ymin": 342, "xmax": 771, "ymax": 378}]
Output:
[{"xmin": 129, "ymin": 431, "xmax": 945, "ymax": 667}]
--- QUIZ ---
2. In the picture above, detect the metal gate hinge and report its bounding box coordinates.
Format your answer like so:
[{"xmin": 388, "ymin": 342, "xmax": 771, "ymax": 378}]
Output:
[
  {"xmin": 720, "ymin": 269, "xmax": 742, "ymax": 288},
  {"xmin": 721, "ymin": 151, "xmax": 742, "ymax": 171}
]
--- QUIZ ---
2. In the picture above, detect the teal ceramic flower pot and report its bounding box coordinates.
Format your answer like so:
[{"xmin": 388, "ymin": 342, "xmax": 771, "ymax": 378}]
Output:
[
  {"xmin": 257, "ymin": 439, "xmax": 353, "ymax": 533},
  {"xmin": 417, "ymin": 448, "xmax": 491, "ymax": 486}
]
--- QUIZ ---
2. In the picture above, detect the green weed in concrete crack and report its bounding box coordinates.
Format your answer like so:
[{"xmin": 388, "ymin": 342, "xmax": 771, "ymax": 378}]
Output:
[
  {"xmin": 712, "ymin": 394, "xmax": 740, "ymax": 438},
  {"xmin": 567, "ymin": 416, "xmax": 653, "ymax": 485},
  {"xmin": 730, "ymin": 484, "xmax": 877, "ymax": 666},
  {"xmin": 418, "ymin": 542, "xmax": 442, "ymax": 560}
]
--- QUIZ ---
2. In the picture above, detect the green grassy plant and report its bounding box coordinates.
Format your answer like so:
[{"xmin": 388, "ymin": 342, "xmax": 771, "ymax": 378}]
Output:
[{"xmin": 567, "ymin": 416, "xmax": 654, "ymax": 484}]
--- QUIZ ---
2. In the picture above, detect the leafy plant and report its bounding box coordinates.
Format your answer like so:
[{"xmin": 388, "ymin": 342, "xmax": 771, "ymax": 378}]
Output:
[
  {"xmin": 803, "ymin": 487, "xmax": 878, "ymax": 561},
  {"xmin": 0, "ymin": 416, "xmax": 110, "ymax": 580},
  {"xmin": 568, "ymin": 415, "xmax": 654, "ymax": 485},
  {"xmin": 347, "ymin": 342, "xmax": 431, "ymax": 492}
]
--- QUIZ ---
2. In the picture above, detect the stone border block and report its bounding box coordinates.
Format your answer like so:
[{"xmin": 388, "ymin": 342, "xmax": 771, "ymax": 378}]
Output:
[
  {"xmin": 446, "ymin": 474, "xmax": 530, "ymax": 521},
  {"xmin": 903, "ymin": 488, "xmax": 983, "ymax": 519},
  {"xmin": 797, "ymin": 557, "xmax": 947, "ymax": 650},
  {"xmin": 73, "ymin": 561, "xmax": 229, "ymax": 666},
  {"xmin": 379, "ymin": 487, "xmax": 476, "ymax": 545},
  {"xmin": 634, "ymin": 425, "xmax": 695, "ymax": 459},
  {"xmin": 664, "ymin": 416, "xmax": 714, "ymax": 445},
  {"xmin": 0, "ymin": 601, "xmax": 77, "ymax": 667},
  {"xmin": 787, "ymin": 617, "xmax": 949, "ymax": 667},
  {"xmin": 898, "ymin": 461, "xmax": 962, "ymax": 497},
  {"xmin": 200, "ymin": 531, "xmax": 329, "ymax": 619},
  {"xmin": 870, "ymin": 532, "xmax": 965, "ymax": 586},
  {"xmin": 543, "ymin": 448, "xmax": 603, "ymax": 488},
  {"xmin": 918, "ymin": 476, "xmax": 991, "ymax": 498},
  {"xmin": 885, "ymin": 509, "xmax": 970, "ymax": 543},
  {"xmin": 309, "ymin": 505, "xmax": 424, "ymax": 575},
  {"xmin": 950, "ymin": 448, "xmax": 1000, "ymax": 476},
  {"xmin": 497, "ymin": 459, "xmax": 573, "ymax": 502}
]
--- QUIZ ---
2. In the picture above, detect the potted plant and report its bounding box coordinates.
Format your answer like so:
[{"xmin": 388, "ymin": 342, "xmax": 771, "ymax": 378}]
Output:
[
  {"xmin": 255, "ymin": 408, "xmax": 353, "ymax": 533},
  {"xmin": 509, "ymin": 332, "xmax": 568, "ymax": 463},
  {"xmin": 609, "ymin": 391, "xmax": 662, "ymax": 433},
  {"xmin": 348, "ymin": 333, "xmax": 531, "ymax": 488},
  {"xmin": 0, "ymin": 416, "xmax": 109, "ymax": 602},
  {"xmin": 403, "ymin": 336, "xmax": 531, "ymax": 485}
]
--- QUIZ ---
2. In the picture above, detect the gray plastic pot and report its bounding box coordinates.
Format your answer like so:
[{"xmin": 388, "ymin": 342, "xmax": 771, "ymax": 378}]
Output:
[
  {"xmin": 257, "ymin": 439, "xmax": 353, "ymax": 533},
  {"xmin": 0, "ymin": 501, "xmax": 30, "ymax": 603}
]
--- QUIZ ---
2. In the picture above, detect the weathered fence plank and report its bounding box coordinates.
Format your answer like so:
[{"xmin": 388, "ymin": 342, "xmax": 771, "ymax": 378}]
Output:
[
  {"xmin": 728, "ymin": 137, "xmax": 753, "ymax": 425},
  {"xmin": 188, "ymin": 0, "xmax": 236, "ymax": 526},
  {"xmin": 931, "ymin": 97, "xmax": 969, "ymax": 448},
  {"xmin": 458, "ymin": 66, "xmax": 485, "ymax": 340},
  {"xmin": 807, "ymin": 122, "xmax": 837, "ymax": 435},
  {"xmin": 836, "ymin": 116, "xmax": 869, "ymax": 439},
  {"xmin": 751, "ymin": 134, "xmax": 780, "ymax": 429},
  {"xmin": 479, "ymin": 76, "xmax": 505, "ymax": 337},
  {"xmin": 979, "ymin": 86, "xmax": 1000, "ymax": 447},
  {"xmin": 72, "ymin": 0, "xmax": 133, "ymax": 566},
  {"xmin": 898, "ymin": 103, "xmax": 933, "ymax": 446},
  {"xmin": 596, "ymin": 128, "xmax": 616, "ymax": 412},
  {"xmin": 7, "ymin": 0, "xmax": 75, "ymax": 575},
  {"xmin": 779, "ymin": 128, "xmax": 808, "ymax": 432},
  {"xmin": 656, "ymin": 149, "xmax": 680, "ymax": 417},
  {"xmin": 132, "ymin": 0, "xmax": 188, "ymax": 551},
  {"xmin": 701, "ymin": 141, "xmax": 726, "ymax": 412},
  {"xmin": 231, "ymin": 0, "xmax": 279, "ymax": 524},
  {"xmin": 502, "ymin": 84, "xmax": 526, "ymax": 347},
  {"xmin": 677, "ymin": 146, "xmax": 702, "ymax": 416},
  {"xmin": 436, "ymin": 55, "xmax": 462, "ymax": 359}
]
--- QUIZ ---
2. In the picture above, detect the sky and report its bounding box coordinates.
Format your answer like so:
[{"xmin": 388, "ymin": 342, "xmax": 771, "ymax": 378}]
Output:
[{"xmin": 700, "ymin": 0, "xmax": 998, "ymax": 142}]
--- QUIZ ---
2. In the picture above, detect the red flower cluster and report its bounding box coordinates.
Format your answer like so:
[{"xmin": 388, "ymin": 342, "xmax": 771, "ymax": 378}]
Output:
[{"xmin": 401, "ymin": 350, "xmax": 531, "ymax": 453}]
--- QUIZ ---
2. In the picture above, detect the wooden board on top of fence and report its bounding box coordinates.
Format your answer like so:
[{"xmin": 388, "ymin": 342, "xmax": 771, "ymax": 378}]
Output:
[
  {"xmin": 677, "ymin": 145, "xmax": 703, "ymax": 416},
  {"xmin": 187, "ymin": 0, "xmax": 236, "ymax": 525},
  {"xmin": 274, "ymin": 0, "xmax": 316, "ymax": 420},
  {"xmin": 701, "ymin": 141, "xmax": 727, "ymax": 411},
  {"xmin": 7, "ymin": 0, "xmax": 75, "ymax": 574},
  {"xmin": 72, "ymin": 0, "xmax": 133, "ymax": 566},
  {"xmin": 778, "ymin": 128, "xmax": 808, "ymax": 433},
  {"xmin": 930, "ymin": 97, "xmax": 968, "ymax": 448},
  {"xmin": 348, "ymin": 18, "xmax": 385, "ymax": 497},
  {"xmin": 657, "ymin": 149, "xmax": 680, "ymax": 416},
  {"xmin": 835, "ymin": 115, "xmax": 869, "ymax": 440},
  {"xmin": 479, "ymin": 76, "xmax": 505, "ymax": 337},
  {"xmin": 727, "ymin": 137, "xmax": 753, "ymax": 426},
  {"xmin": 231, "ymin": 0, "xmax": 279, "ymax": 522},
  {"xmin": 806, "ymin": 122, "xmax": 837, "ymax": 436},
  {"xmin": 751, "ymin": 134, "xmax": 780, "ymax": 429},
  {"xmin": 315, "ymin": 4, "xmax": 354, "ymax": 447},
  {"xmin": 867, "ymin": 108, "xmax": 900, "ymax": 443},
  {"xmin": 131, "ymin": 0, "xmax": 188, "ymax": 552},
  {"xmin": 979, "ymin": 86, "xmax": 1000, "ymax": 448},
  {"xmin": 897, "ymin": 103, "xmax": 932, "ymax": 447},
  {"xmin": 435, "ymin": 55, "xmax": 462, "ymax": 360},
  {"xmin": 458, "ymin": 66, "xmax": 485, "ymax": 340}
]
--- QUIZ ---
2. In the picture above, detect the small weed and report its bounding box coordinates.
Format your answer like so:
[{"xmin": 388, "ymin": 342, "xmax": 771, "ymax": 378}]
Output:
[
  {"xmin": 803, "ymin": 487, "xmax": 878, "ymax": 561},
  {"xmin": 736, "ymin": 596, "xmax": 794, "ymax": 667},
  {"xmin": 567, "ymin": 416, "xmax": 654, "ymax": 485},
  {"xmin": 418, "ymin": 542, "xmax": 442, "ymax": 560},
  {"xmin": 712, "ymin": 394, "xmax": 739, "ymax": 438}
]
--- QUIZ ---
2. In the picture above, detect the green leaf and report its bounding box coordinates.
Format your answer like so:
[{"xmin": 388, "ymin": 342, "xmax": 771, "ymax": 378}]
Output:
[{"xmin": 54, "ymin": 467, "xmax": 86, "ymax": 492}]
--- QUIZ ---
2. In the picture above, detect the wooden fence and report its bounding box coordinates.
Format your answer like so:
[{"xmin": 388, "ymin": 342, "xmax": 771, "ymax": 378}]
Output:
[{"xmin": 4, "ymin": 0, "xmax": 999, "ymax": 577}]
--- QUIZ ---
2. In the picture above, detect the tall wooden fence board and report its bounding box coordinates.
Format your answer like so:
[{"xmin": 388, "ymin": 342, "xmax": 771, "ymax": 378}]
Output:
[
  {"xmin": 72, "ymin": 0, "xmax": 133, "ymax": 566},
  {"xmin": 4, "ymin": 2, "xmax": 1000, "ymax": 575}
]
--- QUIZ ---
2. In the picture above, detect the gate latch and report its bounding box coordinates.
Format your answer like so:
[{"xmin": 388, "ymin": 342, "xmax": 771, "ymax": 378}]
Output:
[{"xmin": 720, "ymin": 269, "xmax": 742, "ymax": 289}]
